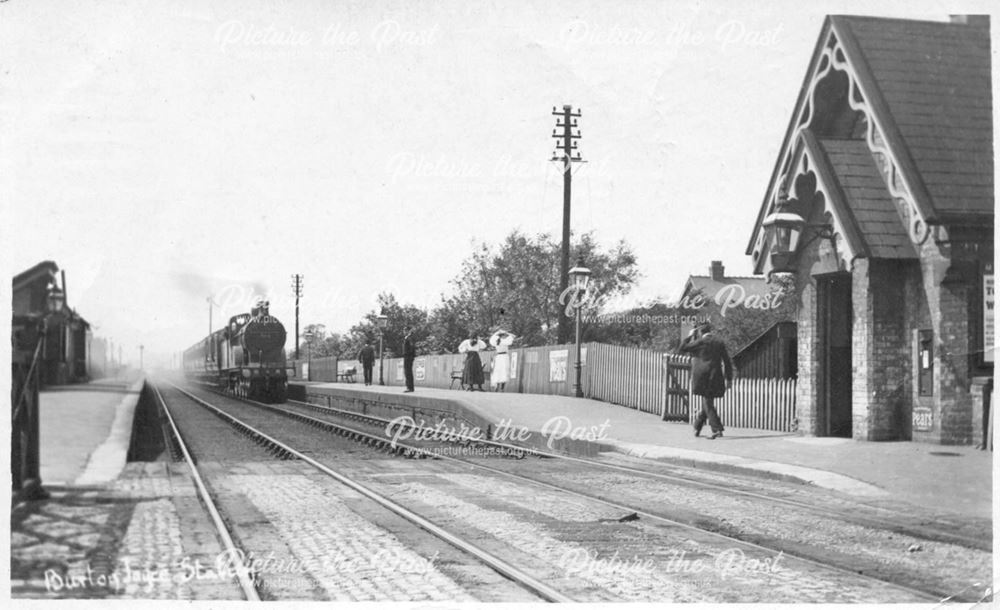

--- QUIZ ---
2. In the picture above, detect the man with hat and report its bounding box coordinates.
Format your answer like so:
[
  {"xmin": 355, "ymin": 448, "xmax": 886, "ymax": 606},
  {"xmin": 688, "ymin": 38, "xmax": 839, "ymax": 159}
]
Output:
[{"xmin": 679, "ymin": 321, "xmax": 732, "ymax": 439}]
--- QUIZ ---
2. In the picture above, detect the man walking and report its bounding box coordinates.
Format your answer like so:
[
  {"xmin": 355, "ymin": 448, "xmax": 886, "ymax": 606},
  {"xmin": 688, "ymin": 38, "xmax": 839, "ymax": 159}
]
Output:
[
  {"xmin": 402, "ymin": 327, "xmax": 416, "ymax": 393},
  {"xmin": 357, "ymin": 342, "xmax": 376, "ymax": 386},
  {"xmin": 679, "ymin": 322, "xmax": 732, "ymax": 439}
]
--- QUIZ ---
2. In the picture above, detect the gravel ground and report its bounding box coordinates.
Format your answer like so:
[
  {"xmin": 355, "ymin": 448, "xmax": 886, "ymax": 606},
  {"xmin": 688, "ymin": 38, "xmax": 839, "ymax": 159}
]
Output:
[
  {"xmin": 371, "ymin": 474, "xmax": 929, "ymax": 602},
  {"xmin": 465, "ymin": 458, "xmax": 991, "ymax": 601}
]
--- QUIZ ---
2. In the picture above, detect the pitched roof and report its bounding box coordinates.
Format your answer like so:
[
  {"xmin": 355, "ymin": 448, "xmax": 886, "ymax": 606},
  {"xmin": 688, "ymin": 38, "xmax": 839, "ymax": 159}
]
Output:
[
  {"xmin": 683, "ymin": 275, "xmax": 770, "ymax": 300},
  {"xmin": 13, "ymin": 260, "xmax": 58, "ymax": 292},
  {"xmin": 815, "ymin": 137, "xmax": 918, "ymax": 259},
  {"xmin": 831, "ymin": 16, "xmax": 993, "ymax": 220},
  {"xmin": 748, "ymin": 15, "xmax": 993, "ymax": 262}
]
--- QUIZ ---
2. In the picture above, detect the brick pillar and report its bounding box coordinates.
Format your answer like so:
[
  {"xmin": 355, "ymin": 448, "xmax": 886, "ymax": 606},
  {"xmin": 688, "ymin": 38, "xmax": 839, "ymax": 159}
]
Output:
[
  {"xmin": 851, "ymin": 259, "xmax": 873, "ymax": 439},
  {"xmin": 794, "ymin": 271, "xmax": 818, "ymax": 435},
  {"xmin": 862, "ymin": 261, "xmax": 911, "ymax": 440},
  {"xmin": 937, "ymin": 275, "xmax": 974, "ymax": 444}
]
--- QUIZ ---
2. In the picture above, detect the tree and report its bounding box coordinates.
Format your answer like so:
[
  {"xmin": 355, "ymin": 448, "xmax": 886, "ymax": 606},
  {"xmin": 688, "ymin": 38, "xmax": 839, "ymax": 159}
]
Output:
[
  {"xmin": 425, "ymin": 295, "xmax": 475, "ymax": 354},
  {"xmin": 442, "ymin": 230, "xmax": 640, "ymax": 348},
  {"xmin": 345, "ymin": 293, "xmax": 430, "ymax": 359},
  {"xmin": 292, "ymin": 323, "xmax": 345, "ymax": 359},
  {"xmin": 582, "ymin": 302, "xmax": 686, "ymax": 351},
  {"xmin": 686, "ymin": 274, "xmax": 797, "ymax": 355}
]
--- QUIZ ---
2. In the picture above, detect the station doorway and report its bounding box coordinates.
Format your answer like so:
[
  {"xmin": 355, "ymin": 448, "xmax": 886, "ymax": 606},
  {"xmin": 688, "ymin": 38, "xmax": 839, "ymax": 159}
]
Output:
[{"xmin": 817, "ymin": 273, "xmax": 853, "ymax": 437}]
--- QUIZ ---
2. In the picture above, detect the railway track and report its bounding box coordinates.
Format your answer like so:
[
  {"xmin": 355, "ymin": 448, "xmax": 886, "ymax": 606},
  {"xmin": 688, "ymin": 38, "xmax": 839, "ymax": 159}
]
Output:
[
  {"xmin": 276, "ymin": 393, "xmax": 988, "ymax": 552},
  {"xmin": 157, "ymin": 381, "xmax": 569, "ymax": 602},
  {"xmin": 151, "ymin": 384, "xmax": 261, "ymax": 601},
  {"xmin": 175, "ymin": 381, "xmax": 985, "ymax": 603}
]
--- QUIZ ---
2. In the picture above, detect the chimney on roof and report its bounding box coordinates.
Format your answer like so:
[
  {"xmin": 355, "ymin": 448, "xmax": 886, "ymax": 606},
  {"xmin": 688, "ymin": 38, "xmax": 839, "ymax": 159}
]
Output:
[
  {"xmin": 950, "ymin": 15, "xmax": 990, "ymax": 27},
  {"xmin": 710, "ymin": 260, "xmax": 725, "ymax": 281}
]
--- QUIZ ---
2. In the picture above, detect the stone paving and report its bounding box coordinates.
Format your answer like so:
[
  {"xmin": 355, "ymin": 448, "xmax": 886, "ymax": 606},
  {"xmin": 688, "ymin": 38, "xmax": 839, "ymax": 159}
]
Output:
[
  {"xmin": 211, "ymin": 469, "xmax": 475, "ymax": 602},
  {"xmin": 10, "ymin": 462, "xmax": 242, "ymax": 600}
]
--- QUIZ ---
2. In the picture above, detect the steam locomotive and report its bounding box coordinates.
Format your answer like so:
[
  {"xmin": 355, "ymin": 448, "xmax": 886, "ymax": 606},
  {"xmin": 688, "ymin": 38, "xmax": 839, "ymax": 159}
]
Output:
[{"xmin": 182, "ymin": 300, "xmax": 289, "ymax": 402}]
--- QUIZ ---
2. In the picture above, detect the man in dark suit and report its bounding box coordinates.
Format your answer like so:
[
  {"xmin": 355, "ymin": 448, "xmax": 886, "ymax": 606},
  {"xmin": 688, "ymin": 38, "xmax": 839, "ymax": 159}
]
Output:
[
  {"xmin": 679, "ymin": 322, "xmax": 732, "ymax": 439},
  {"xmin": 402, "ymin": 327, "xmax": 416, "ymax": 392},
  {"xmin": 357, "ymin": 343, "xmax": 376, "ymax": 385}
]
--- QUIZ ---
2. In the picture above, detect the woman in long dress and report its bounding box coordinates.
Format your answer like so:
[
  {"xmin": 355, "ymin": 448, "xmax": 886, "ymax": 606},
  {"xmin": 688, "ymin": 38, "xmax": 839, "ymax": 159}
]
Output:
[
  {"xmin": 489, "ymin": 330, "xmax": 515, "ymax": 392},
  {"xmin": 458, "ymin": 333, "xmax": 487, "ymax": 391}
]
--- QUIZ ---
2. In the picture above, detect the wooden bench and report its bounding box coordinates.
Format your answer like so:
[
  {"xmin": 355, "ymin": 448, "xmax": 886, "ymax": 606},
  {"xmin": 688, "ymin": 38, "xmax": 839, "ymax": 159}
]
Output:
[{"xmin": 337, "ymin": 366, "xmax": 357, "ymax": 383}]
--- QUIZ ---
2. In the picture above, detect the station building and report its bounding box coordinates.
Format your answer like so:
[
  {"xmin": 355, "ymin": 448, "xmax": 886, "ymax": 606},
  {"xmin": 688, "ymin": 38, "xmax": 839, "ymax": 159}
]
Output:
[
  {"xmin": 746, "ymin": 16, "xmax": 993, "ymax": 444},
  {"xmin": 12, "ymin": 261, "xmax": 92, "ymax": 385}
]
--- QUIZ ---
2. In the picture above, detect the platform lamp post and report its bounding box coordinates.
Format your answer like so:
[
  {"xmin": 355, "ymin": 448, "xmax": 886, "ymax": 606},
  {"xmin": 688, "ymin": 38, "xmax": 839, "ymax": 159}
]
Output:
[
  {"xmin": 568, "ymin": 258, "xmax": 591, "ymax": 398},
  {"xmin": 304, "ymin": 330, "xmax": 314, "ymax": 382},
  {"xmin": 762, "ymin": 189, "xmax": 835, "ymax": 273},
  {"xmin": 376, "ymin": 311, "xmax": 388, "ymax": 385}
]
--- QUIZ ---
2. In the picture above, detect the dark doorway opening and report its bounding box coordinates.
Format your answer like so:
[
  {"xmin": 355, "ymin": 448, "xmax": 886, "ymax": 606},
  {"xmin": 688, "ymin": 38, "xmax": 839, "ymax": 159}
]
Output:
[{"xmin": 817, "ymin": 273, "xmax": 853, "ymax": 437}]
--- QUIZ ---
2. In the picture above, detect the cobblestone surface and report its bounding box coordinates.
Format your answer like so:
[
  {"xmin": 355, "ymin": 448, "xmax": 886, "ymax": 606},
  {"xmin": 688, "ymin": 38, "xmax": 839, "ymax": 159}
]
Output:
[
  {"xmin": 10, "ymin": 462, "xmax": 243, "ymax": 600},
  {"xmin": 163, "ymin": 387, "xmax": 539, "ymax": 601},
  {"xmin": 213, "ymin": 471, "xmax": 474, "ymax": 602},
  {"xmin": 167, "ymin": 384, "xmax": 960, "ymax": 602}
]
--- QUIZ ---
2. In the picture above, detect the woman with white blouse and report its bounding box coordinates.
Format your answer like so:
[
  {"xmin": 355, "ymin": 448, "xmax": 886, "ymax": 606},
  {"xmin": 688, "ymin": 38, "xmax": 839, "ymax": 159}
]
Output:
[
  {"xmin": 489, "ymin": 330, "xmax": 515, "ymax": 392},
  {"xmin": 458, "ymin": 333, "xmax": 487, "ymax": 391}
]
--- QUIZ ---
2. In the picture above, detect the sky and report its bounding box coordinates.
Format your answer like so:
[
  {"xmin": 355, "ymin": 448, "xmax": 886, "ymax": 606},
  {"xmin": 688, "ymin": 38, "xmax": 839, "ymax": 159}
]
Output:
[{"xmin": 2, "ymin": 0, "xmax": 994, "ymax": 369}]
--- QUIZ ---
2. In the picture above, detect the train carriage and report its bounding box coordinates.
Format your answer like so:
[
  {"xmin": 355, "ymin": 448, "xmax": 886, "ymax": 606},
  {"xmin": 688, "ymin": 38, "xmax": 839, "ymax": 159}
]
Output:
[{"xmin": 182, "ymin": 300, "xmax": 288, "ymax": 402}]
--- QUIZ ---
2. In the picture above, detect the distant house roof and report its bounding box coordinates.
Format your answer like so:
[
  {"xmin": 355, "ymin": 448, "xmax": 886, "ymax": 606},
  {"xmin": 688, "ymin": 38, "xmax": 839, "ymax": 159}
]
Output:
[
  {"xmin": 681, "ymin": 261, "xmax": 772, "ymax": 303},
  {"xmin": 682, "ymin": 275, "xmax": 770, "ymax": 300}
]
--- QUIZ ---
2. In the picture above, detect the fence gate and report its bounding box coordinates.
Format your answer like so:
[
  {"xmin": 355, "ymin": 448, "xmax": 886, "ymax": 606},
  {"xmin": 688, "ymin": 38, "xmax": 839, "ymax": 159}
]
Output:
[{"xmin": 662, "ymin": 354, "xmax": 691, "ymax": 421}]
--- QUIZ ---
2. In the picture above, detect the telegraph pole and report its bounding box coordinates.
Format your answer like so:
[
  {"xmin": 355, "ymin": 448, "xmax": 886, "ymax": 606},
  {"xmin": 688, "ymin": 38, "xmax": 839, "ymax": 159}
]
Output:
[
  {"xmin": 291, "ymin": 274, "xmax": 304, "ymax": 359},
  {"xmin": 139, "ymin": 345, "xmax": 144, "ymax": 370},
  {"xmin": 206, "ymin": 296, "xmax": 215, "ymax": 363},
  {"xmin": 551, "ymin": 104, "xmax": 583, "ymax": 344}
]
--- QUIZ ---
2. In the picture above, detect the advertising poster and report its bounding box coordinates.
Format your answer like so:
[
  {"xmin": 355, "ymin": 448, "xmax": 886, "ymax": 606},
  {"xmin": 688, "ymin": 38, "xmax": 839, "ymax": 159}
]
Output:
[
  {"xmin": 549, "ymin": 349, "xmax": 568, "ymax": 382},
  {"xmin": 984, "ymin": 269, "xmax": 994, "ymax": 363}
]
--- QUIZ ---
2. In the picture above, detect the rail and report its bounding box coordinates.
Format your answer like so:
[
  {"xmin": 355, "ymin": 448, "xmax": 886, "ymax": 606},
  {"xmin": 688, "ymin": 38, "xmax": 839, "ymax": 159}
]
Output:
[{"xmin": 152, "ymin": 383, "xmax": 261, "ymax": 601}]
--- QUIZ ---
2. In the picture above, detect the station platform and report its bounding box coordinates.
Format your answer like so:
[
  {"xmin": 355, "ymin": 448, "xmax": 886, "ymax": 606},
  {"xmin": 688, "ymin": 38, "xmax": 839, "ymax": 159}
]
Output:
[
  {"xmin": 293, "ymin": 382, "xmax": 994, "ymax": 521},
  {"xmin": 11, "ymin": 374, "xmax": 242, "ymax": 600},
  {"xmin": 39, "ymin": 375, "xmax": 145, "ymax": 486}
]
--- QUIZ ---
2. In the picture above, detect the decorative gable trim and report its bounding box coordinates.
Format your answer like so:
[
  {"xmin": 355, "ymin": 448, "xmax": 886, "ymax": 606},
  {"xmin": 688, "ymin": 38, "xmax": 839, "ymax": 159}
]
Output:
[
  {"xmin": 748, "ymin": 16, "xmax": 940, "ymax": 271},
  {"xmin": 753, "ymin": 130, "xmax": 866, "ymax": 275}
]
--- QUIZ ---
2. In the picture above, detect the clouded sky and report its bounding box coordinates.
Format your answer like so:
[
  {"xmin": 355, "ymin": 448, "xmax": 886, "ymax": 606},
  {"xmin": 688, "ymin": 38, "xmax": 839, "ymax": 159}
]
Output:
[{"xmin": 2, "ymin": 0, "xmax": 989, "ymax": 367}]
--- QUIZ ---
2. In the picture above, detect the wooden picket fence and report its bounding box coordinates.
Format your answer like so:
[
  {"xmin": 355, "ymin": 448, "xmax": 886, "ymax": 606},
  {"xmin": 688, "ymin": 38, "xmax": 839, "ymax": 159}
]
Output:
[
  {"xmin": 587, "ymin": 343, "xmax": 797, "ymax": 432},
  {"xmin": 689, "ymin": 377, "xmax": 798, "ymax": 432},
  {"xmin": 587, "ymin": 343, "xmax": 667, "ymax": 415},
  {"xmin": 290, "ymin": 340, "xmax": 797, "ymax": 432}
]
